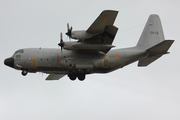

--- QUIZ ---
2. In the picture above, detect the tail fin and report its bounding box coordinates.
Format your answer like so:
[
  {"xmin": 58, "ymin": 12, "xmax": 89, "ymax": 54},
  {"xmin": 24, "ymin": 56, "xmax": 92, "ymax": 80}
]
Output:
[
  {"xmin": 137, "ymin": 14, "xmax": 175, "ymax": 66},
  {"xmin": 137, "ymin": 14, "xmax": 165, "ymax": 49}
]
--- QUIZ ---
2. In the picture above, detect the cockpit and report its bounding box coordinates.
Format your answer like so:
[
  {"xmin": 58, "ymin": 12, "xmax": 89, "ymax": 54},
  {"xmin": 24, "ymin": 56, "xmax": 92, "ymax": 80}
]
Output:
[{"xmin": 12, "ymin": 49, "xmax": 24, "ymax": 58}]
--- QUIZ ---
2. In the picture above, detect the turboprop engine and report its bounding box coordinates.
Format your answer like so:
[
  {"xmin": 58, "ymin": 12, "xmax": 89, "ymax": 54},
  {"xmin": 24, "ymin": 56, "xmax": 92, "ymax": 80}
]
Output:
[
  {"xmin": 63, "ymin": 42, "xmax": 115, "ymax": 51},
  {"xmin": 70, "ymin": 30, "xmax": 93, "ymax": 40},
  {"xmin": 65, "ymin": 23, "xmax": 94, "ymax": 40}
]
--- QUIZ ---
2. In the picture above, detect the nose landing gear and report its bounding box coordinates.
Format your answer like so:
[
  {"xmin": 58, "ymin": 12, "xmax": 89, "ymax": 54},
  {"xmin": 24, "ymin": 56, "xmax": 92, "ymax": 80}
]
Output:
[{"xmin": 22, "ymin": 70, "xmax": 28, "ymax": 76}]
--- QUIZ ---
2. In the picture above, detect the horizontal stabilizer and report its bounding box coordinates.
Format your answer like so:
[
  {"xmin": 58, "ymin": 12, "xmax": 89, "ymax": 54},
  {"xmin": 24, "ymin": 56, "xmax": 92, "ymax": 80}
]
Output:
[
  {"xmin": 138, "ymin": 40, "xmax": 174, "ymax": 66},
  {"xmin": 146, "ymin": 40, "xmax": 174, "ymax": 55},
  {"xmin": 138, "ymin": 55, "xmax": 162, "ymax": 66}
]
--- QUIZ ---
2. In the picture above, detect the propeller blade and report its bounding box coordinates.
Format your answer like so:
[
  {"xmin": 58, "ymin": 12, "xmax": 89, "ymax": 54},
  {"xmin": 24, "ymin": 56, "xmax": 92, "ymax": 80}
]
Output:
[
  {"xmin": 67, "ymin": 23, "xmax": 69, "ymax": 30},
  {"xmin": 66, "ymin": 23, "xmax": 72, "ymax": 37},
  {"xmin": 70, "ymin": 26, "xmax": 72, "ymax": 31},
  {"xmin": 60, "ymin": 32, "xmax": 63, "ymax": 41},
  {"xmin": 58, "ymin": 32, "xmax": 64, "ymax": 52}
]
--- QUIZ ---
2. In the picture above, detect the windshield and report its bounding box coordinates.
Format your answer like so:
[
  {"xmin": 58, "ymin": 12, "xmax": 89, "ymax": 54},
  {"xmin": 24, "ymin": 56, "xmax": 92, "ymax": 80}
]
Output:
[{"xmin": 12, "ymin": 49, "xmax": 24, "ymax": 58}]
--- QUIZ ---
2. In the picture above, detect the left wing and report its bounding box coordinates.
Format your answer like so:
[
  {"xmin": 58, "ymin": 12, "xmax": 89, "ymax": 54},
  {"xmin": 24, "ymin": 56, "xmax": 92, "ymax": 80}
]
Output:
[{"xmin": 46, "ymin": 74, "xmax": 66, "ymax": 80}]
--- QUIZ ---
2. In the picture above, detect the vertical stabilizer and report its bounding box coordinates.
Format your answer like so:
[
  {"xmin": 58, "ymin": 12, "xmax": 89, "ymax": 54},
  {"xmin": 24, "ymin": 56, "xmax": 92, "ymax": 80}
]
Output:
[{"xmin": 137, "ymin": 14, "xmax": 165, "ymax": 50}]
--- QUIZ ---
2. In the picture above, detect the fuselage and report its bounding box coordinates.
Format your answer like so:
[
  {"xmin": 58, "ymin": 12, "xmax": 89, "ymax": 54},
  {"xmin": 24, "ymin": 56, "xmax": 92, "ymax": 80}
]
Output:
[{"xmin": 5, "ymin": 47, "xmax": 146, "ymax": 76}]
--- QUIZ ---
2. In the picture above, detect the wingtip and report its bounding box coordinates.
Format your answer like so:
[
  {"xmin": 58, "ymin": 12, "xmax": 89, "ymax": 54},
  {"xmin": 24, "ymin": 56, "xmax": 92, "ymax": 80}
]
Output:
[{"xmin": 103, "ymin": 10, "xmax": 119, "ymax": 13}]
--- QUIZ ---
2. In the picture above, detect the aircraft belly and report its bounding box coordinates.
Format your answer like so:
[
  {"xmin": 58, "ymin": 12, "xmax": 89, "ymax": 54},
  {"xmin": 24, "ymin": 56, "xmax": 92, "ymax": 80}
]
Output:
[{"xmin": 36, "ymin": 67, "xmax": 69, "ymax": 74}]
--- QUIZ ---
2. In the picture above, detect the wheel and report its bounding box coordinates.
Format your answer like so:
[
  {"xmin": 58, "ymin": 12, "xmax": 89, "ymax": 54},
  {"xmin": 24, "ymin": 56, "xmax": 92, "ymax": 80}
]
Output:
[
  {"xmin": 22, "ymin": 70, "xmax": 28, "ymax": 76},
  {"xmin": 68, "ymin": 74, "xmax": 76, "ymax": 81},
  {"xmin": 78, "ymin": 74, "xmax": 85, "ymax": 81}
]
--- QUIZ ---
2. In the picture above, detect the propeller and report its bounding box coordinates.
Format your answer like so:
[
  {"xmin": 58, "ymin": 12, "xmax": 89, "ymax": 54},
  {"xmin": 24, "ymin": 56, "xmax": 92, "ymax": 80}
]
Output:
[
  {"xmin": 66, "ymin": 23, "xmax": 72, "ymax": 38},
  {"xmin": 58, "ymin": 32, "xmax": 64, "ymax": 52}
]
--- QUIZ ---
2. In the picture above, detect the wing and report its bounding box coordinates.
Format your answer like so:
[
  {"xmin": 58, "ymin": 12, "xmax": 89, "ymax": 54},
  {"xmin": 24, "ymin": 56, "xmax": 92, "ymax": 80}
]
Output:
[
  {"xmin": 46, "ymin": 74, "xmax": 66, "ymax": 80},
  {"xmin": 86, "ymin": 10, "xmax": 118, "ymax": 34}
]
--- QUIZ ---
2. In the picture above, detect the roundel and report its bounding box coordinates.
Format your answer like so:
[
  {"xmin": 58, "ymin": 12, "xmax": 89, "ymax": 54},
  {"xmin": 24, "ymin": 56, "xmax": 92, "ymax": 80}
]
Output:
[{"xmin": 115, "ymin": 54, "xmax": 120, "ymax": 59}]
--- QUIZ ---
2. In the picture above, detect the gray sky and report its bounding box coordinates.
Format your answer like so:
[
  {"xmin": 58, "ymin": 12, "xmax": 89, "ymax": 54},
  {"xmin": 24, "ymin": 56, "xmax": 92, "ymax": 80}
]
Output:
[{"xmin": 1, "ymin": 0, "xmax": 180, "ymax": 120}]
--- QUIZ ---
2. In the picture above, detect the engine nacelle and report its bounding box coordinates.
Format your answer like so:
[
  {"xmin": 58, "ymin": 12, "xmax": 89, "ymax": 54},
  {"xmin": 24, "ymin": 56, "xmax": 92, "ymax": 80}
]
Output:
[
  {"xmin": 71, "ymin": 30, "xmax": 93, "ymax": 40},
  {"xmin": 63, "ymin": 42, "xmax": 115, "ymax": 51}
]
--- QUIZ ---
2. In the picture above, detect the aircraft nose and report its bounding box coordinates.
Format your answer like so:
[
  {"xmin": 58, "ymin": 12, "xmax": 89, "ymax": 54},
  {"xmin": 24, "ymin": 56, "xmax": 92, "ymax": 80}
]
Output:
[{"xmin": 4, "ymin": 57, "xmax": 14, "ymax": 68}]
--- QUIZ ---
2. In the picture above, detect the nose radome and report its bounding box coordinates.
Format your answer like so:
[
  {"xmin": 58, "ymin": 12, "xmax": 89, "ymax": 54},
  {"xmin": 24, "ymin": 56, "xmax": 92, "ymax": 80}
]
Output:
[{"xmin": 4, "ymin": 57, "xmax": 14, "ymax": 68}]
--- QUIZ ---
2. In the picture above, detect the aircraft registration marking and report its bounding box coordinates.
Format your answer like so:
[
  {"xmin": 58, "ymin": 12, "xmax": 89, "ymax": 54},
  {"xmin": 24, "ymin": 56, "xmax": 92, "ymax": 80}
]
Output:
[
  {"xmin": 150, "ymin": 31, "xmax": 158, "ymax": 35},
  {"xmin": 115, "ymin": 54, "xmax": 120, "ymax": 59}
]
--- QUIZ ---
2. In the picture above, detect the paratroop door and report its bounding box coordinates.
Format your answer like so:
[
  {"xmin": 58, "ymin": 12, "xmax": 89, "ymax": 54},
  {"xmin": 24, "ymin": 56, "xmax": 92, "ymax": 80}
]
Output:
[{"xmin": 103, "ymin": 56, "xmax": 109, "ymax": 68}]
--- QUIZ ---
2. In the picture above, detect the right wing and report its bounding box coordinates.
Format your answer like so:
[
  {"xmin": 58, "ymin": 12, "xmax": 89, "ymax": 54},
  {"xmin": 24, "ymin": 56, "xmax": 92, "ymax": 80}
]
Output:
[
  {"xmin": 46, "ymin": 74, "xmax": 66, "ymax": 80},
  {"xmin": 86, "ymin": 10, "xmax": 118, "ymax": 34}
]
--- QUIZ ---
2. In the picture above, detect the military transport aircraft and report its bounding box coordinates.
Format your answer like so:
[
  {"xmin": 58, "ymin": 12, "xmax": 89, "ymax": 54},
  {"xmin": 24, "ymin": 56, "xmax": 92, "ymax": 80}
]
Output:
[{"xmin": 4, "ymin": 10, "xmax": 174, "ymax": 81}]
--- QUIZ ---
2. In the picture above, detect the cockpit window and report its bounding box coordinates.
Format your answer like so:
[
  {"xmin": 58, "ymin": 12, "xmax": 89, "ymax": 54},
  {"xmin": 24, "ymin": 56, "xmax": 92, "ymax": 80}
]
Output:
[
  {"xmin": 12, "ymin": 49, "xmax": 24, "ymax": 58},
  {"xmin": 16, "ymin": 55, "xmax": 21, "ymax": 59},
  {"xmin": 15, "ymin": 49, "xmax": 24, "ymax": 54}
]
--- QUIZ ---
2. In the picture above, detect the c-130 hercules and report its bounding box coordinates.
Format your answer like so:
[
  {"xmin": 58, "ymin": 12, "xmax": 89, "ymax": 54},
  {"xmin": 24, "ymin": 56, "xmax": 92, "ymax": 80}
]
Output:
[{"xmin": 4, "ymin": 10, "xmax": 174, "ymax": 81}]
